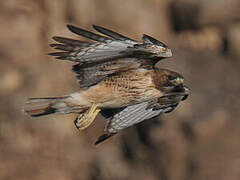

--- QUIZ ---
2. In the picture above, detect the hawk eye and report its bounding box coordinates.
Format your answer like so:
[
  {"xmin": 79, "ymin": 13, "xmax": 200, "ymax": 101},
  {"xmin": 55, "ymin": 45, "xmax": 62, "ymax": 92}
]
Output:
[{"xmin": 167, "ymin": 75, "xmax": 176, "ymax": 80}]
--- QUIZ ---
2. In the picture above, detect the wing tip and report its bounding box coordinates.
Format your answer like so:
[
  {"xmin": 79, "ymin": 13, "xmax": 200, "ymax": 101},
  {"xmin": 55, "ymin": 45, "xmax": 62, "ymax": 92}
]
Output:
[
  {"xmin": 66, "ymin": 24, "xmax": 111, "ymax": 42},
  {"xmin": 66, "ymin": 24, "xmax": 85, "ymax": 35},
  {"xmin": 48, "ymin": 52, "xmax": 66, "ymax": 56},
  {"xmin": 52, "ymin": 36, "xmax": 61, "ymax": 41},
  {"xmin": 142, "ymin": 34, "xmax": 168, "ymax": 48},
  {"xmin": 92, "ymin": 24, "xmax": 98, "ymax": 29},
  {"xmin": 92, "ymin": 24, "xmax": 106, "ymax": 33},
  {"xmin": 94, "ymin": 133, "xmax": 115, "ymax": 145},
  {"xmin": 66, "ymin": 24, "xmax": 74, "ymax": 30}
]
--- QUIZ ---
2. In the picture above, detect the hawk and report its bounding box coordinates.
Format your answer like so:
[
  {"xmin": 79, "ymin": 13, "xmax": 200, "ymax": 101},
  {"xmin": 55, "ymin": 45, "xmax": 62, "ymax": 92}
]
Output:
[{"xmin": 23, "ymin": 25, "xmax": 189, "ymax": 144}]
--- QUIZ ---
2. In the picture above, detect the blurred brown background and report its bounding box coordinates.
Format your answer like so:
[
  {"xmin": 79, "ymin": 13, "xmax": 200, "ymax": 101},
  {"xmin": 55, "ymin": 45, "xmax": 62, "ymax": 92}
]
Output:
[{"xmin": 1, "ymin": 0, "xmax": 240, "ymax": 179}]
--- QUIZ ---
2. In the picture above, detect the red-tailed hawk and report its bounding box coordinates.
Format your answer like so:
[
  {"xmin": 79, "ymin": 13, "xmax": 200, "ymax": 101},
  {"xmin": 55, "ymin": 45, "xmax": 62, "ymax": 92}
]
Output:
[{"xmin": 23, "ymin": 25, "xmax": 189, "ymax": 144}]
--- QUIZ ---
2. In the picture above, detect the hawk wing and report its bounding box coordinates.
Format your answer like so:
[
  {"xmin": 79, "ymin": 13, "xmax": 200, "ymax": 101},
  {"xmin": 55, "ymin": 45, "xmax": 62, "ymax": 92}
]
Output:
[
  {"xmin": 71, "ymin": 58, "xmax": 149, "ymax": 88},
  {"xmin": 49, "ymin": 25, "xmax": 172, "ymax": 64},
  {"xmin": 49, "ymin": 25, "xmax": 172, "ymax": 88},
  {"xmin": 95, "ymin": 85, "xmax": 189, "ymax": 144}
]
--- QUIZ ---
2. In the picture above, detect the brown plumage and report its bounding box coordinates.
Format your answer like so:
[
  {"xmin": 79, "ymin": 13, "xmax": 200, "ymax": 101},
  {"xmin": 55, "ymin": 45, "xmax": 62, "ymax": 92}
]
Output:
[
  {"xmin": 23, "ymin": 24, "xmax": 189, "ymax": 144},
  {"xmin": 24, "ymin": 68, "xmax": 181, "ymax": 115},
  {"xmin": 49, "ymin": 24, "xmax": 172, "ymax": 88}
]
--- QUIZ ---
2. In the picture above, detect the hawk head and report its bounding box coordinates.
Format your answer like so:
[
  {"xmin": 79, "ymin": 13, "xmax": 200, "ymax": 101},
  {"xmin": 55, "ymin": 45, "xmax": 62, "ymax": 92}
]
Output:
[{"xmin": 153, "ymin": 69, "xmax": 185, "ymax": 93}]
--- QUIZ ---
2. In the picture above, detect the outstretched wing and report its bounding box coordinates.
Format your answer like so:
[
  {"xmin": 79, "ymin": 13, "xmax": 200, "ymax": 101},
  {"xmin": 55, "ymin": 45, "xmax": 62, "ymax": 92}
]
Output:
[
  {"xmin": 49, "ymin": 25, "xmax": 172, "ymax": 64},
  {"xmin": 95, "ymin": 85, "xmax": 189, "ymax": 144},
  {"xmin": 49, "ymin": 25, "xmax": 172, "ymax": 88},
  {"xmin": 72, "ymin": 58, "xmax": 152, "ymax": 88}
]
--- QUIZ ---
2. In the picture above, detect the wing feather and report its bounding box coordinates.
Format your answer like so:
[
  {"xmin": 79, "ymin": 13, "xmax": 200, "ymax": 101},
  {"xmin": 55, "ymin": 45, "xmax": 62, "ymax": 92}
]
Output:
[
  {"xmin": 67, "ymin": 24, "xmax": 112, "ymax": 42},
  {"xmin": 105, "ymin": 102, "xmax": 167, "ymax": 134},
  {"xmin": 48, "ymin": 25, "xmax": 173, "ymax": 88},
  {"xmin": 93, "ymin": 25, "xmax": 137, "ymax": 42},
  {"xmin": 72, "ymin": 58, "xmax": 144, "ymax": 88},
  {"xmin": 49, "ymin": 44, "xmax": 77, "ymax": 51},
  {"xmin": 52, "ymin": 36, "xmax": 91, "ymax": 46},
  {"xmin": 49, "ymin": 25, "xmax": 172, "ymax": 65},
  {"xmin": 95, "ymin": 133, "xmax": 115, "ymax": 145},
  {"xmin": 95, "ymin": 101, "xmax": 171, "ymax": 145},
  {"xmin": 50, "ymin": 40, "xmax": 135, "ymax": 64},
  {"xmin": 142, "ymin": 34, "xmax": 168, "ymax": 48}
]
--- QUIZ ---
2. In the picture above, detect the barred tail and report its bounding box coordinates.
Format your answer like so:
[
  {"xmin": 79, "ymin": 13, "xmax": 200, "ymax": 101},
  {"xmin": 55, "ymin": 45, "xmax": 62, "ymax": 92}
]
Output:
[{"xmin": 23, "ymin": 97, "xmax": 71, "ymax": 117}]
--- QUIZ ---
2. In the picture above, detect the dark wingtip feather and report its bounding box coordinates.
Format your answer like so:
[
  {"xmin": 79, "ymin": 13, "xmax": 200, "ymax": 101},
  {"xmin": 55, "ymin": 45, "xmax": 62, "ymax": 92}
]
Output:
[
  {"xmin": 49, "ymin": 44, "xmax": 76, "ymax": 51},
  {"xmin": 94, "ymin": 133, "xmax": 115, "ymax": 145},
  {"xmin": 49, "ymin": 43, "xmax": 59, "ymax": 47},
  {"xmin": 92, "ymin": 25, "xmax": 106, "ymax": 32},
  {"xmin": 67, "ymin": 24, "xmax": 111, "ymax": 42},
  {"xmin": 92, "ymin": 24, "xmax": 99, "ymax": 29},
  {"xmin": 48, "ymin": 52, "xmax": 59, "ymax": 56},
  {"xmin": 51, "ymin": 36, "xmax": 91, "ymax": 48},
  {"xmin": 52, "ymin": 36, "xmax": 63, "ymax": 42},
  {"xmin": 182, "ymin": 94, "xmax": 189, "ymax": 101},
  {"xmin": 92, "ymin": 24, "xmax": 123, "ymax": 40},
  {"xmin": 55, "ymin": 56, "xmax": 68, "ymax": 60},
  {"xmin": 48, "ymin": 52, "xmax": 69, "ymax": 56},
  {"xmin": 66, "ymin": 24, "xmax": 76, "ymax": 33},
  {"xmin": 93, "ymin": 25, "xmax": 136, "ymax": 42},
  {"xmin": 72, "ymin": 63, "xmax": 81, "ymax": 73},
  {"xmin": 66, "ymin": 24, "xmax": 88, "ymax": 37},
  {"xmin": 142, "ymin": 34, "xmax": 168, "ymax": 48},
  {"xmin": 66, "ymin": 24, "xmax": 91, "ymax": 36}
]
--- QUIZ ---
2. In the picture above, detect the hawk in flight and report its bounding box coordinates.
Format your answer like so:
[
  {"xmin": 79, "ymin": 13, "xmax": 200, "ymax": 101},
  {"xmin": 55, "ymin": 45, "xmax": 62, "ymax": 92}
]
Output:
[{"xmin": 23, "ymin": 25, "xmax": 189, "ymax": 144}]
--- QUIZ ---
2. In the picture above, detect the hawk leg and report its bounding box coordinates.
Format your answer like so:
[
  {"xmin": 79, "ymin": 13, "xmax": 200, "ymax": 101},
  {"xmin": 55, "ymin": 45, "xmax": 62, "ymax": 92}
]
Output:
[{"xmin": 74, "ymin": 104, "xmax": 101, "ymax": 130}]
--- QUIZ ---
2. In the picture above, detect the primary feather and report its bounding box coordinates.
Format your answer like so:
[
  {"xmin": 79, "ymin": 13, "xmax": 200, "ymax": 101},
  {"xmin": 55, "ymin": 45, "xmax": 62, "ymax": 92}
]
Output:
[
  {"xmin": 49, "ymin": 25, "xmax": 172, "ymax": 88},
  {"xmin": 49, "ymin": 25, "xmax": 172, "ymax": 64}
]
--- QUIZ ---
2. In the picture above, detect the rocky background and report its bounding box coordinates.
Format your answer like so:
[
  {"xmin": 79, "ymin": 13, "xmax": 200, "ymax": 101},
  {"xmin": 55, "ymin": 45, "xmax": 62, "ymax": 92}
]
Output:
[{"xmin": 1, "ymin": 0, "xmax": 240, "ymax": 179}]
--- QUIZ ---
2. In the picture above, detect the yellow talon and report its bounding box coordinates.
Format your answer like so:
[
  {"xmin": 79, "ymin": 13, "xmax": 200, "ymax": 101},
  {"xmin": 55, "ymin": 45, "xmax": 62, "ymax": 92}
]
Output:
[{"xmin": 75, "ymin": 104, "xmax": 101, "ymax": 130}]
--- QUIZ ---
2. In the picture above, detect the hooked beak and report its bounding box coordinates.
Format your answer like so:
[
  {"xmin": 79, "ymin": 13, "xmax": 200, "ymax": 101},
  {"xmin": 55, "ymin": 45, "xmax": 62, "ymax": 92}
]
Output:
[
  {"xmin": 173, "ymin": 77, "xmax": 184, "ymax": 86},
  {"xmin": 164, "ymin": 48, "xmax": 172, "ymax": 57},
  {"xmin": 183, "ymin": 86, "xmax": 190, "ymax": 93},
  {"xmin": 161, "ymin": 48, "xmax": 172, "ymax": 58}
]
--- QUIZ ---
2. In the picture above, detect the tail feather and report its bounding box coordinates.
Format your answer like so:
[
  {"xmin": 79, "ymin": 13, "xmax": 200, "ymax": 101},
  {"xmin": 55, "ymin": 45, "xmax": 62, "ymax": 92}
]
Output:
[{"xmin": 23, "ymin": 97, "xmax": 69, "ymax": 117}]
